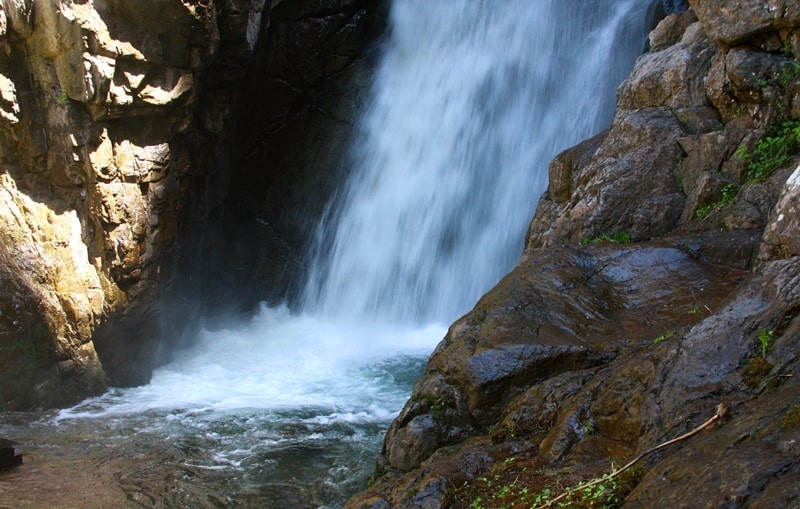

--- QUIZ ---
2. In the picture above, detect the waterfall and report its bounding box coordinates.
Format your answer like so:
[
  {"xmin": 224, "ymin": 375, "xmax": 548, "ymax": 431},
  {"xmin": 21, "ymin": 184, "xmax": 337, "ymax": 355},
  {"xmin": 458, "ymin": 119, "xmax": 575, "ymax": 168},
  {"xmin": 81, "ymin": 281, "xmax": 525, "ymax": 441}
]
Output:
[
  {"xmin": 303, "ymin": 0, "xmax": 654, "ymax": 324},
  {"xmin": 43, "ymin": 2, "xmax": 660, "ymax": 507}
]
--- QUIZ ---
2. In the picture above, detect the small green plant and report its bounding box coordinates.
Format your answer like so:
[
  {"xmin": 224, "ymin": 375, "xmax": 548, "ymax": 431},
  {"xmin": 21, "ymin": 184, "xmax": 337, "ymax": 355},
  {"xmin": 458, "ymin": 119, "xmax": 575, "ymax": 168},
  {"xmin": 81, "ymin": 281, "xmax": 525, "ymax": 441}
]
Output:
[
  {"xmin": 412, "ymin": 392, "xmax": 448, "ymax": 414},
  {"xmin": 742, "ymin": 328, "xmax": 774, "ymax": 390},
  {"xmin": 581, "ymin": 230, "xmax": 632, "ymax": 245},
  {"xmin": 736, "ymin": 120, "xmax": 800, "ymax": 183},
  {"xmin": 653, "ymin": 329, "xmax": 676, "ymax": 344},
  {"xmin": 757, "ymin": 327, "xmax": 774, "ymax": 358},
  {"xmin": 778, "ymin": 61, "xmax": 800, "ymax": 87},
  {"xmin": 470, "ymin": 309, "xmax": 487, "ymax": 326},
  {"xmin": 695, "ymin": 182, "xmax": 740, "ymax": 219},
  {"xmin": 779, "ymin": 405, "xmax": 800, "ymax": 430},
  {"xmin": 56, "ymin": 92, "xmax": 69, "ymax": 105}
]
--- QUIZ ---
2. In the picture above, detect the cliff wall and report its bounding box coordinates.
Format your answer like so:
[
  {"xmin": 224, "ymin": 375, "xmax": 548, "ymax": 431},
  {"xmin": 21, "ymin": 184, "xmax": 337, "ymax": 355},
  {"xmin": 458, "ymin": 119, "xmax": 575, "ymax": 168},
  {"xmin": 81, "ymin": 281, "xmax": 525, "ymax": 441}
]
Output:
[
  {"xmin": 349, "ymin": 1, "xmax": 800, "ymax": 507},
  {"xmin": 0, "ymin": 0, "xmax": 262, "ymax": 408},
  {"xmin": 0, "ymin": 0, "xmax": 382, "ymax": 409}
]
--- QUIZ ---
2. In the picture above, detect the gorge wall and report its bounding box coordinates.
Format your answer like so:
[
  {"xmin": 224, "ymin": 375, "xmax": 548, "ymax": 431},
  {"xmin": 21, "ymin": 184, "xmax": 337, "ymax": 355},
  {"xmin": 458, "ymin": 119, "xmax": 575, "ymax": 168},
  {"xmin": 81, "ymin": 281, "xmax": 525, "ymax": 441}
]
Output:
[
  {"xmin": 0, "ymin": 0, "xmax": 383, "ymax": 409},
  {"xmin": 347, "ymin": 1, "xmax": 800, "ymax": 508}
]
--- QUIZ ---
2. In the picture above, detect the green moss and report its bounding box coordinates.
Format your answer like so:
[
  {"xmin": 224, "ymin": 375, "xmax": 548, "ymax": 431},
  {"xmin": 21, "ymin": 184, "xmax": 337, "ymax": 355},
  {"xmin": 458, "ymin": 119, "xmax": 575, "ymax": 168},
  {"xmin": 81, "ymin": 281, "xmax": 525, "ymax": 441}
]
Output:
[
  {"xmin": 653, "ymin": 329, "xmax": 677, "ymax": 345},
  {"xmin": 581, "ymin": 230, "xmax": 632, "ymax": 245},
  {"xmin": 470, "ymin": 309, "xmax": 487, "ymax": 327},
  {"xmin": 743, "ymin": 357, "xmax": 772, "ymax": 388},
  {"xmin": 411, "ymin": 392, "xmax": 448, "ymax": 414},
  {"xmin": 779, "ymin": 405, "xmax": 800, "ymax": 431}
]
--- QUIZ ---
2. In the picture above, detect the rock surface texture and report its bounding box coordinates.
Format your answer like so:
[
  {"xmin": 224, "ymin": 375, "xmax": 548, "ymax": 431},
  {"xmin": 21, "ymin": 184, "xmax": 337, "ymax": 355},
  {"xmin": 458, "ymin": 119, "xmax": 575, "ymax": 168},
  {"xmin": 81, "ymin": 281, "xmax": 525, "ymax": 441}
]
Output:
[
  {"xmin": 0, "ymin": 0, "xmax": 382, "ymax": 408},
  {"xmin": 0, "ymin": 0, "xmax": 384, "ymax": 409},
  {"xmin": 348, "ymin": 2, "xmax": 800, "ymax": 508}
]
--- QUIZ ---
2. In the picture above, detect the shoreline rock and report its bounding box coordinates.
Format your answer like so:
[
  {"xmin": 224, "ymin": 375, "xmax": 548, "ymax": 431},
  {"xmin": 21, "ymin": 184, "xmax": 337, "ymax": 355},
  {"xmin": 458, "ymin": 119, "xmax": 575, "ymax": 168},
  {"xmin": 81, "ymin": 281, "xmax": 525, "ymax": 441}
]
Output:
[{"xmin": 347, "ymin": 2, "xmax": 800, "ymax": 507}]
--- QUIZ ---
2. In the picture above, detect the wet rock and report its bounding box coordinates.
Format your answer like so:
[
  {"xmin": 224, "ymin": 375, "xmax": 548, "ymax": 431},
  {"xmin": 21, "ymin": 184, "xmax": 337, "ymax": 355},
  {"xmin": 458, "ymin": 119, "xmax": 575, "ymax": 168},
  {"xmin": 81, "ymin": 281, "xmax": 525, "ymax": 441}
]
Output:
[
  {"xmin": 529, "ymin": 108, "xmax": 685, "ymax": 248},
  {"xmin": 619, "ymin": 22, "xmax": 715, "ymax": 110},
  {"xmin": 689, "ymin": 0, "xmax": 800, "ymax": 46},
  {"xmin": 381, "ymin": 238, "xmax": 751, "ymax": 472},
  {"xmin": 760, "ymin": 164, "xmax": 800, "ymax": 260},
  {"xmin": 0, "ymin": 438, "xmax": 22, "ymax": 470}
]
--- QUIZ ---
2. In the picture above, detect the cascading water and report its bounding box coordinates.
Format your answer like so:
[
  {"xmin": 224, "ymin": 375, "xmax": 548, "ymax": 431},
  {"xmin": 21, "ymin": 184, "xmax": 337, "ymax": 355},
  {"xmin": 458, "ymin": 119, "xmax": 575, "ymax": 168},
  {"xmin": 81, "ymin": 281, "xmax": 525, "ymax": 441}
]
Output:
[
  {"xmin": 304, "ymin": 0, "xmax": 655, "ymax": 324},
  {"xmin": 1, "ymin": 1, "xmax": 659, "ymax": 507}
]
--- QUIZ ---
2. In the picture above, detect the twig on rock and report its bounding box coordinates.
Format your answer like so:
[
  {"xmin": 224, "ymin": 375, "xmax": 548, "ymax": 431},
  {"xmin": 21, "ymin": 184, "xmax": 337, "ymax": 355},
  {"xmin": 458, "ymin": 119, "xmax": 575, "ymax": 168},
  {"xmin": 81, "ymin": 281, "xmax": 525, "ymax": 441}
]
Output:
[{"xmin": 541, "ymin": 403, "xmax": 730, "ymax": 508}]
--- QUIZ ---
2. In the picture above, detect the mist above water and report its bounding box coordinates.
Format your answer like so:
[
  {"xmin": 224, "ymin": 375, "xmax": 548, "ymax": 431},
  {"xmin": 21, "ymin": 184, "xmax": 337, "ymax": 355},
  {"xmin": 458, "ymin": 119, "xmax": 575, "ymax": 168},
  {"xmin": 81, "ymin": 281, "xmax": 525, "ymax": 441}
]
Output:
[{"xmin": 302, "ymin": 0, "xmax": 655, "ymax": 325}]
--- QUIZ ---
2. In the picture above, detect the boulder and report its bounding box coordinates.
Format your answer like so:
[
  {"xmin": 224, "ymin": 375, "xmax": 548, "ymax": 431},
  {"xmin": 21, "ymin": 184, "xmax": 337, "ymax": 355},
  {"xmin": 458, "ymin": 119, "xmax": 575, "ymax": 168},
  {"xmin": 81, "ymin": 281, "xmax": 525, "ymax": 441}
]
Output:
[
  {"xmin": 689, "ymin": 0, "xmax": 800, "ymax": 46},
  {"xmin": 381, "ymin": 237, "xmax": 752, "ymax": 472},
  {"xmin": 0, "ymin": 438, "xmax": 22, "ymax": 471}
]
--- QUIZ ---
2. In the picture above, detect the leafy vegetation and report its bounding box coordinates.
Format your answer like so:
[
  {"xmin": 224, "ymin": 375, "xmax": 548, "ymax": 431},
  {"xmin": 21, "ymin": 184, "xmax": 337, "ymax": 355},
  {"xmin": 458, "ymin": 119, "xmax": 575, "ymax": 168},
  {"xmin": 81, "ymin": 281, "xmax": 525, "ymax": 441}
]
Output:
[
  {"xmin": 411, "ymin": 392, "xmax": 448, "ymax": 413},
  {"xmin": 742, "ymin": 328, "xmax": 775, "ymax": 388},
  {"xmin": 653, "ymin": 329, "xmax": 677, "ymax": 345},
  {"xmin": 779, "ymin": 405, "xmax": 800, "ymax": 431},
  {"xmin": 757, "ymin": 327, "xmax": 774, "ymax": 358},
  {"xmin": 445, "ymin": 456, "xmax": 645, "ymax": 509},
  {"xmin": 777, "ymin": 60, "xmax": 800, "ymax": 87},
  {"xmin": 735, "ymin": 120, "xmax": 800, "ymax": 184},
  {"xmin": 581, "ymin": 230, "xmax": 631, "ymax": 245},
  {"xmin": 694, "ymin": 182, "xmax": 740, "ymax": 219}
]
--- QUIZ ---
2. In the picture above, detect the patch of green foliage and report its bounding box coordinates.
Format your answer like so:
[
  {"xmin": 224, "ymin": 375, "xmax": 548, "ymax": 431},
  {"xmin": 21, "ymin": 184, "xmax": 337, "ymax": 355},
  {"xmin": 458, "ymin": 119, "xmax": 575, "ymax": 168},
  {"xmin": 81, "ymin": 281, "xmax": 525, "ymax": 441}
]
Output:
[
  {"xmin": 757, "ymin": 327, "xmax": 774, "ymax": 358},
  {"xmin": 695, "ymin": 183, "xmax": 740, "ymax": 219},
  {"xmin": 581, "ymin": 230, "xmax": 631, "ymax": 245},
  {"xmin": 778, "ymin": 60, "xmax": 800, "ymax": 87},
  {"xmin": 653, "ymin": 329, "xmax": 677, "ymax": 345},
  {"xmin": 527, "ymin": 467, "xmax": 646, "ymax": 509},
  {"xmin": 56, "ymin": 93, "xmax": 69, "ymax": 105},
  {"xmin": 470, "ymin": 309, "xmax": 487, "ymax": 327},
  {"xmin": 735, "ymin": 120, "xmax": 800, "ymax": 184},
  {"xmin": 742, "ymin": 328, "xmax": 776, "ymax": 389},
  {"xmin": 779, "ymin": 405, "xmax": 800, "ymax": 431},
  {"xmin": 411, "ymin": 392, "xmax": 448, "ymax": 414},
  {"xmin": 446, "ymin": 457, "xmax": 645, "ymax": 509}
]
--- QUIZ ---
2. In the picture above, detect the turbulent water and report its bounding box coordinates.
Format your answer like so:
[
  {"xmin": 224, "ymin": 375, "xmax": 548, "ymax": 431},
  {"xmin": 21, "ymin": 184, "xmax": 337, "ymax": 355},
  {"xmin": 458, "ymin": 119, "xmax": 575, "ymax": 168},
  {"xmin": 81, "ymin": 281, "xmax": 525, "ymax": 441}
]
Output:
[{"xmin": 1, "ymin": 1, "xmax": 657, "ymax": 507}]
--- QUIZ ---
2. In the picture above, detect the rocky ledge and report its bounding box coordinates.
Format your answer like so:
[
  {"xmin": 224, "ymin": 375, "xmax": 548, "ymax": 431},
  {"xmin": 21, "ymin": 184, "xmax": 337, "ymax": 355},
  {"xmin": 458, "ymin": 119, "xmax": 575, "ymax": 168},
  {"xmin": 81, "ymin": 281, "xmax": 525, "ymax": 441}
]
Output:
[{"xmin": 348, "ymin": 1, "xmax": 800, "ymax": 507}]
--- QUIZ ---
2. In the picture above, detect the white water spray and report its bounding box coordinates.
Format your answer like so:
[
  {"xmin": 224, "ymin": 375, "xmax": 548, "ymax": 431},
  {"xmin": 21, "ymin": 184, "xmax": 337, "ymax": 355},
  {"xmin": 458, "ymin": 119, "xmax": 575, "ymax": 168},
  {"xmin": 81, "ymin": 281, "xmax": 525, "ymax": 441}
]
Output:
[{"xmin": 303, "ymin": 0, "xmax": 654, "ymax": 324}]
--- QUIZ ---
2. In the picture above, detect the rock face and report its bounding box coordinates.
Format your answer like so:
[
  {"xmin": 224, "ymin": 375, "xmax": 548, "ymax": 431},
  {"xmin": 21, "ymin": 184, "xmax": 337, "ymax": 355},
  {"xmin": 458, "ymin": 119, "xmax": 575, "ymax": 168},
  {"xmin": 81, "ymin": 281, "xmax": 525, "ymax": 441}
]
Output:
[
  {"xmin": 0, "ymin": 0, "xmax": 246, "ymax": 407},
  {"xmin": 0, "ymin": 0, "xmax": 385, "ymax": 408},
  {"xmin": 349, "ymin": 2, "xmax": 800, "ymax": 508},
  {"xmin": 172, "ymin": 0, "xmax": 387, "ymax": 319}
]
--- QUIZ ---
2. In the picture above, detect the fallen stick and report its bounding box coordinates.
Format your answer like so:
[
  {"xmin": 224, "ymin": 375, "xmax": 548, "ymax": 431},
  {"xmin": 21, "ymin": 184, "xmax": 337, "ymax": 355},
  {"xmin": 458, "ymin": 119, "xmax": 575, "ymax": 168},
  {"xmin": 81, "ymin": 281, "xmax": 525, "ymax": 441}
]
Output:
[{"xmin": 540, "ymin": 403, "xmax": 730, "ymax": 508}]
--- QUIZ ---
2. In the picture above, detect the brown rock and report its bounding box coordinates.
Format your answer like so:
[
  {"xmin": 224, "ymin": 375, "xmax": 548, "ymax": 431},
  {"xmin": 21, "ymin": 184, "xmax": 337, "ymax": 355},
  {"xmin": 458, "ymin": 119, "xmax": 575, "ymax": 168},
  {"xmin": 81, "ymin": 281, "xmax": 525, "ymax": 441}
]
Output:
[
  {"xmin": 760, "ymin": 164, "xmax": 800, "ymax": 260},
  {"xmin": 618, "ymin": 24, "xmax": 715, "ymax": 110},
  {"xmin": 381, "ymin": 238, "xmax": 751, "ymax": 472},
  {"xmin": 528, "ymin": 108, "xmax": 685, "ymax": 248},
  {"xmin": 689, "ymin": 0, "xmax": 800, "ymax": 46},
  {"xmin": 649, "ymin": 10, "xmax": 699, "ymax": 52},
  {"xmin": 0, "ymin": 0, "xmax": 265, "ymax": 406}
]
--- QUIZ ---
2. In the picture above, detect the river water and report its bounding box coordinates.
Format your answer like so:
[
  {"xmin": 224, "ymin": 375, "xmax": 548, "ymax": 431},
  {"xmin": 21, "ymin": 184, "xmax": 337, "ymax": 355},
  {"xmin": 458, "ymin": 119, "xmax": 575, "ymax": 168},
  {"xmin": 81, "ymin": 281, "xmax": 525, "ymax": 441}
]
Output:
[{"xmin": 1, "ymin": 1, "xmax": 656, "ymax": 507}]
